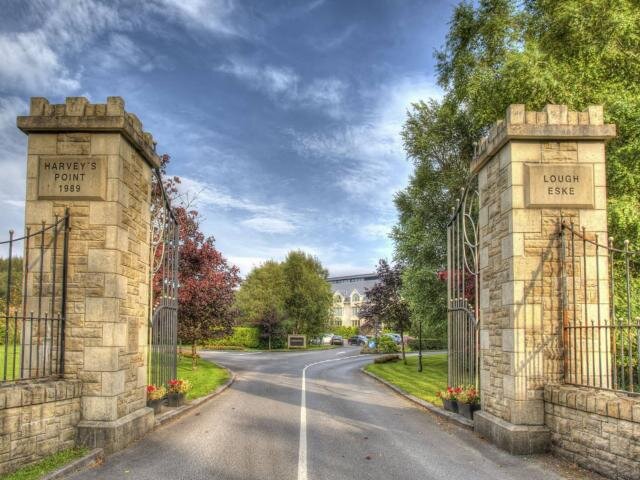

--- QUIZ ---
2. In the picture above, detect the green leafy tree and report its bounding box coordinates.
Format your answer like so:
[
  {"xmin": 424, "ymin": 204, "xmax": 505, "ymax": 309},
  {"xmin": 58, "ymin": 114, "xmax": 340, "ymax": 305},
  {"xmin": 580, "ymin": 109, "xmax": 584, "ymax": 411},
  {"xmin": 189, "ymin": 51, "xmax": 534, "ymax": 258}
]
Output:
[
  {"xmin": 394, "ymin": 0, "xmax": 640, "ymax": 336},
  {"xmin": 235, "ymin": 260, "xmax": 288, "ymax": 349},
  {"xmin": 282, "ymin": 251, "xmax": 332, "ymax": 337},
  {"xmin": 235, "ymin": 252, "xmax": 332, "ymax": 341}
]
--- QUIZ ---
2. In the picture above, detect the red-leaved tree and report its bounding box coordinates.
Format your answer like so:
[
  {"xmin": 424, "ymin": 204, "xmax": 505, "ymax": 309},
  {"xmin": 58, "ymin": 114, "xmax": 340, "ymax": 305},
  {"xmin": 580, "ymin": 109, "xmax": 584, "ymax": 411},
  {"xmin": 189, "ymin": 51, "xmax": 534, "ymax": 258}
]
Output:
[{"xmin": 153, "ymin": 155, "xmax": 240, "ymax": 369}]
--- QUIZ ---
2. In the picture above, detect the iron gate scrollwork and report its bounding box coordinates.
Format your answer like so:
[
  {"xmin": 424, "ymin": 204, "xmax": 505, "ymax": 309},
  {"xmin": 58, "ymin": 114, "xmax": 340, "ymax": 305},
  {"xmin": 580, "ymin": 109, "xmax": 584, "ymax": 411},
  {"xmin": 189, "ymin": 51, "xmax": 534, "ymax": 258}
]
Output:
[
  {"xmin": 446, "ymin": 181, "xmax": 480, "ymax": 389},
  {"xmin": 149, "ymin": 170, "xmax": 179, "ymax": 388}
]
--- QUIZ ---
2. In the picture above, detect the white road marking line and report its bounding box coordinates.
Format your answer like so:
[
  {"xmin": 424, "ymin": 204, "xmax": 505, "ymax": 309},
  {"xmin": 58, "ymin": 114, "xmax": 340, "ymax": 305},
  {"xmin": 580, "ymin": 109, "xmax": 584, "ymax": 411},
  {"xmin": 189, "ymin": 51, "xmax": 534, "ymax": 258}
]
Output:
[
  {"xmin": 336, "ymin": 351, "xmax": 346, "ymax": 355},
  {"xmin": 297, "ymin": 354, "xmax": 362, "ymax": 480}
]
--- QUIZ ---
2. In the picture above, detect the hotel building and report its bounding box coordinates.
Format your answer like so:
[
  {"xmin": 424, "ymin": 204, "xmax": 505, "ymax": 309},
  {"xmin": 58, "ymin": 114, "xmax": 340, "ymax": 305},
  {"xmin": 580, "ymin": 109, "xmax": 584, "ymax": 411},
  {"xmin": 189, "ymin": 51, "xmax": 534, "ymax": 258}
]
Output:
[{"xmin": 327, "ymin": 273, "xmax": 378, "ymax": 328}]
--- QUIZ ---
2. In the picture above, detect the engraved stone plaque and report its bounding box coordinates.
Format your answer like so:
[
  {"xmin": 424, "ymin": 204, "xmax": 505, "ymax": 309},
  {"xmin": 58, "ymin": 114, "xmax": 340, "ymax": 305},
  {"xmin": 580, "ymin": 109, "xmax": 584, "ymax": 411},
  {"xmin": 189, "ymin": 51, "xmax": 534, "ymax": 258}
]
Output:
[
  {"xmin": 37, "ymin": 156, "xmax": 106, "ymax": 200},
  {"xmin": 525, "ymin": 164, "xmax": 594, "ymax": 208}
]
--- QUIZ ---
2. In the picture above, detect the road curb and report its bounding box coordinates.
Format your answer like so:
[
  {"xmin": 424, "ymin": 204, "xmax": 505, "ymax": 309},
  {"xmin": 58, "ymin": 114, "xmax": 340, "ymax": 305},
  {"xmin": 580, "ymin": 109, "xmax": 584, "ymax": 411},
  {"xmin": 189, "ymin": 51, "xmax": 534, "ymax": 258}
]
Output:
[
  {"xmin": 154, "ymin": 366, "xmax": 235, "ymax": 428},
  {"xmin": 40, "ymin": 448, "xmax": 104, "ymax": 480},
  {"xmin": 361, "ymin": 368, "xmax": 474, "ymax": 430}
]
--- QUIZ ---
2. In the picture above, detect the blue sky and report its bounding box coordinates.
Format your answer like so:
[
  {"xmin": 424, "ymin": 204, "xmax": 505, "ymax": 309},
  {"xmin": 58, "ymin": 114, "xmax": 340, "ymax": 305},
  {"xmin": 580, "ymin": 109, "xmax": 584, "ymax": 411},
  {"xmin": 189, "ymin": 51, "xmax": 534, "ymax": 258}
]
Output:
[{"xmin": 0, "ymin": 0, "xmax": 453, "ymax": 276}]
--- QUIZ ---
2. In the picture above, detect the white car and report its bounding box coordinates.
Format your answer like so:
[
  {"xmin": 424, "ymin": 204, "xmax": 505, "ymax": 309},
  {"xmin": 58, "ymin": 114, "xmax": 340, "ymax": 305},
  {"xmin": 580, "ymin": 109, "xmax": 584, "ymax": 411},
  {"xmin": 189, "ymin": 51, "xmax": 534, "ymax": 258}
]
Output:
[{"xmin": 321, "ymin": 333, "xmax": 334, "ymax": 345}]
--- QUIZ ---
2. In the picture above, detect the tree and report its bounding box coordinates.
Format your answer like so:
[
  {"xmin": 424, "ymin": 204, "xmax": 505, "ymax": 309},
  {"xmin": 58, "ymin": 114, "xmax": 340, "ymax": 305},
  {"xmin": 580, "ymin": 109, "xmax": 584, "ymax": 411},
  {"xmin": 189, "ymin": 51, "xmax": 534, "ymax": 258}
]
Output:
[
  {"xmin": 360, "ymin": 260, "xmax": 411, "ymax": 363},
  {"xmin": 235, "ymin": 251, "xmax": 332, "ymax": 341},
  {"xmin": 282, "ymin": 251, "xmax": 332, "ymax": 337},
  {"xmin": 392, "ymin": 98, "xmax": 476, "ymax": 340},
  {"xmin": 235, "ymin": 260, "xmax": 288, "ymax": 349},
  {"xmin": 153, "ymin": 155, "xmax": 240, "ymax": 368},
  {"xmin": 394, "ymin": 0, "xmax": 640, "ymax": 337}
]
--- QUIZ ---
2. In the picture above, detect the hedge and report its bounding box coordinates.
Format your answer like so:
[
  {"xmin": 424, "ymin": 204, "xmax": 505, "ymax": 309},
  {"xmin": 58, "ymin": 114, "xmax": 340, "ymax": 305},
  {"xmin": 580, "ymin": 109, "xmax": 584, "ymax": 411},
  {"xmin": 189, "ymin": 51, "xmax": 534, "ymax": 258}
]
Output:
[
  {"xmin": 407, "ymin": 337, "xmax": 447, "ymax": 351},
  {"xmin": 205, "ymin": 327, "xmax": 261, "ymax": 349}
]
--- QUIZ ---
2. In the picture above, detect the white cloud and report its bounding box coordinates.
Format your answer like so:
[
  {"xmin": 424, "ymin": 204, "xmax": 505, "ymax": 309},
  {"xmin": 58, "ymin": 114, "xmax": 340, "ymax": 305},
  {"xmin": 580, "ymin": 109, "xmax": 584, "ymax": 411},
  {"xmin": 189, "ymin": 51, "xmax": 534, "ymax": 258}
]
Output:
[
  {"xmin": 0, "ymin": 31, "xmax": 80, "ymax": 93},
  {"xmin": 291, "ymin": 76, "xmax": 442, "ymax": 203},
  {"xmin": 98, "ymin": 34, "xmax": 165, "ymax": 73},
  {"xmin": 0, "ymin": 97, "xmax": 29, "ymax": 235},
  {"xmin": 241, "ymin": 217, "xmax": 297, "ymax": 234},
  {"xmin": 362, "ymin": 223, "xmax": 391, "ymax": 239},
  {"xmin": 0, "ymin": 0, "xmax": 125, "ymax": 94},
  {"xmin": 218, "ymin": 58, "xmax": 347, "ymax": 116},
  {"xmin": 150, "ymin": 0, "xmax": 243, "ymax": 36},
  {"xmin": 178, "ymin": 176, "xmax": 304, "ymax": 235},
  {"xmin": 310, "ymin": 24, "xmax": 357, "ymax": 52}
]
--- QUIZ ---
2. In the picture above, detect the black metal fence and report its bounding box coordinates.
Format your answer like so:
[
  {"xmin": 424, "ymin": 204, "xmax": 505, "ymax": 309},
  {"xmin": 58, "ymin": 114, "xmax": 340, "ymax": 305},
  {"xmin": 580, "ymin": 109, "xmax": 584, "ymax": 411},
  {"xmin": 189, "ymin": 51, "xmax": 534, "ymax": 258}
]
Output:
[
  {"xmin": 0, "ymin": 212, "xmax": 69, "ymax": 383},
  {"xmin": 561, "ymin": 220, "xmax": 640, "ymax": 394},
  {"xmin": 447, "ymin": 182, "xmax": 480, "ymax": 388},
  {"xmin": 149, "ymin": 170, "xmax": 179, "ymax": 387}
]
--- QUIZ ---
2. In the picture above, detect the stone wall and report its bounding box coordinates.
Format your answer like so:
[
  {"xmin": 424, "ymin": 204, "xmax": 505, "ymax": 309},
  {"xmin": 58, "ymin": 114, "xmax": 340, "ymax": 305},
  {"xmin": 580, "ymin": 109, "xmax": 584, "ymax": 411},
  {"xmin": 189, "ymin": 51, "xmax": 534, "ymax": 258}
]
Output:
[
  {"xmin": 0, "ymin": 380, "xmax": 81, "ymax": 475},
  {"xmin": 545, "ymin": 384, "xmax": 640, "ymax": 480},
  {"xmin": 473, "ymin": 104, "xmax": 616, "ymax": 454}
]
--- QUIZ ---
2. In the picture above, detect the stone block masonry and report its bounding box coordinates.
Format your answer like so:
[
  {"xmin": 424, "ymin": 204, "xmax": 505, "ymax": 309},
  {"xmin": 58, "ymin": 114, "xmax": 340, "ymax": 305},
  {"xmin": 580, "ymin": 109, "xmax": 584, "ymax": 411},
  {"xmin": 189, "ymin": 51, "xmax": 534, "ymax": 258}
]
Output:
[
  {"xmin": 545, "ymin": 384, "xmax": 640, "ymax": 480},
  {"xmin": 8, "ymin": 96, "xmax": 161, "ymax": 465},
  {"xmin": 473, "ymin": 104, "xmax": 616, "ymax": 455},
  {"xmin": 0, "ymin": 380, "xmax": 81, "ymax": 475}
]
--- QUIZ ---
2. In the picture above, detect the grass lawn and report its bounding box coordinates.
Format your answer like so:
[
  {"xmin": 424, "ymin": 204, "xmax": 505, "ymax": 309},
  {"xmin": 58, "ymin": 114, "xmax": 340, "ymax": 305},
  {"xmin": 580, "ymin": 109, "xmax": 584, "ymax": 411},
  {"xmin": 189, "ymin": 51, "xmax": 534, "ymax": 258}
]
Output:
[
  {"xmin": 0, "ymin": 344, "xmax": 21, "ymax": 381},
  {"xmin": 4, "ymin": 447, "xmax": 88, "ymax": 480},
  {"xmin": 178, "ymin": 355, "xmax": 230, "ymax": 400},
  {"xmin": 365, "ymin": 353, "xmax": 448, "ymax": 406}
]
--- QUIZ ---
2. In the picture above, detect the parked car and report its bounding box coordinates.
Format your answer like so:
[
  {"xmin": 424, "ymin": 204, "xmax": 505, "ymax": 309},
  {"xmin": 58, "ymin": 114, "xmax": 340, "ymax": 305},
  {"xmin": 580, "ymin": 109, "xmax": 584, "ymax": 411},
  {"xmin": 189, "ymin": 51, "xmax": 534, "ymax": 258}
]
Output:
[
  {"xmin": 348, "ymin": 335, "xmax": 368, "ymax": 346},
  {"xmin": 321, "ymin": 333, "xmax": 334, "ymax": 345},
  {"xmin": 330, "ymin": 335, "xmax": 344, "ymax": 346},
  {"xmin": 385, "ymin": 333, "xmax": 402, "ymax": 344}
]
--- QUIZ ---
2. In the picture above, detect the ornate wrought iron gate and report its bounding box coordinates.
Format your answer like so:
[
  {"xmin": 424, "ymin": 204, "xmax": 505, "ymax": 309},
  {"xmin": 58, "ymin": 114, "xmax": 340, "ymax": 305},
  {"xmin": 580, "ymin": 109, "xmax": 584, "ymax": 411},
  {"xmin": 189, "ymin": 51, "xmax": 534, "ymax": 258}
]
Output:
[
  {"xmin": 149, "ymin": 171, "xmax": 179, "ymax": 387},
  {"xmin": 446, "ymin": 181, "xmax": 480, "ymax": 388}
]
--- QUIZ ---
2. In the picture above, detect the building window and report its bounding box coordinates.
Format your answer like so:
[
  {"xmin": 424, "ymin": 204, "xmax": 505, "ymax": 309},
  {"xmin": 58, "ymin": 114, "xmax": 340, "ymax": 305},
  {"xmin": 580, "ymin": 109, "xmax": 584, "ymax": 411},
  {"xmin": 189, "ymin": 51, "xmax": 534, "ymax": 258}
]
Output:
[
  {"xmin": 352, "ymin": 306, "xmax": 359, "ymax": 316},
  {"xmin": 352, "ymin": 293, "xmax": 360, "ymax": 303},
  {"xmin": 333, "ymin": 307, "xmax": 343, "ymax": 316},
  {"xmin": 351, "ymin": 320, "xmax": 360, "ymax": 327}
]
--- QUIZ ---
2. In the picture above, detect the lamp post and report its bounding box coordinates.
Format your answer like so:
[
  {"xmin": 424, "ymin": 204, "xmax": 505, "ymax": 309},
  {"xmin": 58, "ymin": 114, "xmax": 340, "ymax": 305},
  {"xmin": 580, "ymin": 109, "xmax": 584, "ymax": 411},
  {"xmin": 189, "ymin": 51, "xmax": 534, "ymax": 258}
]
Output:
[{"xmin": 418, "ymin": 317, "xmax": 423, "ymax": 372}]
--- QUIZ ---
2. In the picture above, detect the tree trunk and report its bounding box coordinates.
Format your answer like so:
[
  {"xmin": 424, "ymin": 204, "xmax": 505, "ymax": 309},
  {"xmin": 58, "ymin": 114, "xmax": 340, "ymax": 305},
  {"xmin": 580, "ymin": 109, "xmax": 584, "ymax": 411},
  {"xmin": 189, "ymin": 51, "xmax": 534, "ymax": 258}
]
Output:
[
  {"xmin": 268, "ymin": 334, "xmax": 271, "ymax": 351},
  {"xmin": 191, "ymin": 343, "xmax": 197, "ymax": 370},
  {"xmin": 400, "ymin": 329, "xmax": 406, "ymax": 364}
]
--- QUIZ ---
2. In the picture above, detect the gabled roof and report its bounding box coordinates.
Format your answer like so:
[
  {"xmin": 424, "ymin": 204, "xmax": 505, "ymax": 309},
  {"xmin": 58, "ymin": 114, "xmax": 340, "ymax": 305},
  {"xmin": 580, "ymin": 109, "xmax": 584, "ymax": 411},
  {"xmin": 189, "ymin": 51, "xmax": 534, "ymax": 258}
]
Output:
[{"xmin": 328, "ymin": 273, "xmax": 378, "ymax": 299}]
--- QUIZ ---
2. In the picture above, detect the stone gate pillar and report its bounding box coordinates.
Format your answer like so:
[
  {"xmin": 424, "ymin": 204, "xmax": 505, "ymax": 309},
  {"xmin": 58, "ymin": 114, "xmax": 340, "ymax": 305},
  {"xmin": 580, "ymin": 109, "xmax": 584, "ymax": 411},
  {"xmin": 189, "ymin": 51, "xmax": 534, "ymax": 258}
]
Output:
[
  {"xmin": 17, "ymin": 97, "xmax": 159, "ymax": 452},
  {"xmin": 472, "ymin": 104, "xmax": 616, "ymax": 453}
]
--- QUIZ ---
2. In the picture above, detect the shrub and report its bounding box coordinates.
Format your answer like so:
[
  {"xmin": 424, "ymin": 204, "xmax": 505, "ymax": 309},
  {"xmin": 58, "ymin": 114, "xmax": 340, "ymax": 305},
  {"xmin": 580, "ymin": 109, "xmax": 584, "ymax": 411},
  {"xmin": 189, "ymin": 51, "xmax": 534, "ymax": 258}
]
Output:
[
  {"xmin": 407, "ymin": 337, "xmax": 447, "ymax": 351},
  {"xmin": 332, "ymin": 326, "xmax": 358, "ymax": 338},
  {"xmin": 377, "ymin": 335, "xmax": 399, "ymax": 353},
  {"xmin": 373, "ymin": 354, "xmax": 400, "ymax": 364},
  {"xmin": 259, "ymin": 333, "xmax": 287, "ymax": 350},
  {"xmin": 205, "ymin": 327, "xmax": 261, "ymax": 349}
]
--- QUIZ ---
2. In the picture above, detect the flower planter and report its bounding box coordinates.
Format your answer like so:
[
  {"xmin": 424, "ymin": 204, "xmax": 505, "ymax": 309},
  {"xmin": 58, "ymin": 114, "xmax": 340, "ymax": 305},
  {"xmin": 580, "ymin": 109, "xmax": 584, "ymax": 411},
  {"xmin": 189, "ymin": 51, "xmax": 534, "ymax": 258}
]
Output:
[
  {"xmin": 167, "ymin": 392, "xmax": 185, "ymax": 407},
  {"xmin": 147, "ymin": 398, "xmax": 163, "ymax": 414},
  {"xmin": 442, "ymin": 399, "xmax": 458, "ymax": 413},
  {"xmin": 457, "ymin": 402, "xmax": 480, "ymax": 420}
]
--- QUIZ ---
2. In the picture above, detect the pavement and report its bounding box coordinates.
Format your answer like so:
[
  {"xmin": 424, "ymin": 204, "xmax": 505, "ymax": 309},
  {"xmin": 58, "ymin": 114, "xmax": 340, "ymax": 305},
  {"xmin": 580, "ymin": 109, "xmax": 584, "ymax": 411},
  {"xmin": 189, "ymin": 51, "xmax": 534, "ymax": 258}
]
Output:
[{"xmin": 68, "ymin": 347, "xmax": 601, "ymax": 480}]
